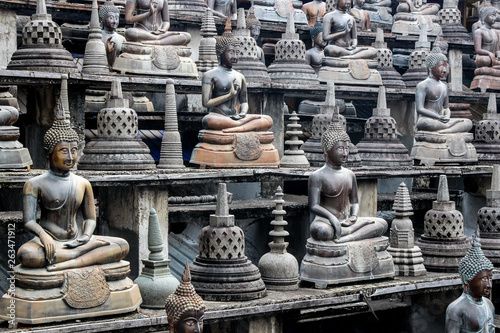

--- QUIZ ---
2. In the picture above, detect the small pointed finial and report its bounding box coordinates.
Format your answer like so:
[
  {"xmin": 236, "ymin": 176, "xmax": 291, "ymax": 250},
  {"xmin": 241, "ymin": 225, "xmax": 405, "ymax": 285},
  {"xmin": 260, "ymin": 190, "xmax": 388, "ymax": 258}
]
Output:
[
  {"xmin": 415, "ymin": 23, "xmax": 430, "ymax": 50},
  {"xmin": 181, "ymin": 262, "xmax": 192, "ymax": 283},
  {"xmin": 215, "ymin": 183, "xmax": 229, "ymax": 216},
  {"xmin": 487, "ymin": 93, "xmax": 497, "ymax": 114},
  {"xmin": 437, "ymin": 175, "xmax": 450, "ymax": 202},
  {"xmin": 492, "ymin": 165, "xmax": 500, "ymax": 191},
  {"xmin": 392, "ymin": 182, "xmax": 413, "ymax": 215},
  {"xmin": 110, "ymin": 80, "xmax": 123, "ymax": 99},
  {"xmin": 320, "ymin": 82, "xmax": 337, "ymax": 116},
  {"xmin": 36, "ymin": 0, "xmax": 47, "ymax": 16},
  {"xmin": 147, "ymin": 208, "xmax": 165, "ymax": 261},
  {"xmin": 237, "ymin": 8, "xmax": 246, "ymax": 29},
  {"xmin": 286, "ymin": 9, "xmax": 295, "ymax": 34},
  {"xmin": 56, "ymin": 99, "xmax": 66, "ymax": 121},
  {"xmin": 224, "ymin": 15, "xmax": 232, "ymax": 32},
  {"xmin": 376, "ymin": 28, "xmax": 384, "ymax": 43},
  {"xmin": 89, "ymin": 0, "xmax": 100, "ymax": 31},
  {"xmin": 377, "ymin": 86, "xmax": 387, "ymax": 110}
]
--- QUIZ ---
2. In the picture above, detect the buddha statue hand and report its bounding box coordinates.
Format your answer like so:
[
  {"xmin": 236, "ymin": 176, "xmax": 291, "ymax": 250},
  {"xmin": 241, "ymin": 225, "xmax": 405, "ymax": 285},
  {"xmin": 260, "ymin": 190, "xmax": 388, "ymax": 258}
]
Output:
[
  {"xmin": 106, "ymin": 37, "xmax": 116, "ymax": 54},
  {"xmin": 39, "ymin": 230, "xmax": 56, "ymax": 264},
  {"xmin": 64, "ymin": 234, "xmax": 91, "ymax": 249},
  {"xmin": 341, "ymin": 215, "xmax": 358, "ymax": 227},
  {"xmin": 439, "ymin": 108, "xmax": 451, "ymax": 123}
]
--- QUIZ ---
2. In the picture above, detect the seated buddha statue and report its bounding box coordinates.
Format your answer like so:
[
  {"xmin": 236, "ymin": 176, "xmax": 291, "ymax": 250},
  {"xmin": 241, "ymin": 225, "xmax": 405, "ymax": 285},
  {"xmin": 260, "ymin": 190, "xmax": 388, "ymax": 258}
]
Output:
[
  {"xmin": 471, "ymin": 6, "xmax": 500, "ymax": 91},
  {"xmin": 445, "ymin": 231, "xmax": 495, "ymax": 333},
  {"xmin": 319, "ymin": 0, "xmax": 382, "ymax": 85},
  {"xmin": 18, "ymin": 109, "xmax": 129, "ymax": 271},
  {"xmin": 362, "ymin": 0, "xmax": 393, "ymax": 26},
  {"xmin": 124, "ymin": 0, "xmax": 191, "ymax": 45},
  {"xmin": 246, "ymin": 6, "xmax": 266, "ymax": 64},
  {"xmin": 113, "ymin": 0, "xmax": 197, "ymax": 76},
  {"xmin": 300, "ymin": 120, "xmax": 394, "ymax": 287},
  {"xmin": 350, "ymin": 0, "xmax": 371, "ymax": 32},
  {"xmin": 411, "ymin": 49, "xmax": 477, "ymax": 164},
  {"xmin": 1, "ymin": 107, "xmax": 141, "ymax": 324},
  {"xmin": 301, "ymin": 0, "xmax": 326, "ymax": 26},
  {"xmin": 190, "ymin": 23, "xmax": 279, "ymax": 167},
  {"xmin": 305, "ymin": 21, "xmax": 327, "ymax": 74},
  {"xmin": 99, "ymin": 0, "xmax": 126, "ymax": 67},
  {"xmin": 392, "ymin": 0, "xmax": 442, "ymax": 36},
  {"xmin": 251, "ymin": 0, "xmax": 309, "ymax": 25},
  {"xmin": 208, "ymin": 0, "xmax": 237, "ymax": 19}
]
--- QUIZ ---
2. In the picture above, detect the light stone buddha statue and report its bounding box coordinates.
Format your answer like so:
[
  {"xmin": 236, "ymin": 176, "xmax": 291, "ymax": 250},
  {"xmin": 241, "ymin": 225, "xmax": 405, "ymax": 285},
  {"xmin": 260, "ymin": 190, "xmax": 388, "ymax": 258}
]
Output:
[
  {"xmin": 350, "ymin": 0, "xmax": 371, "ymax": 32},
  {"xmin": 99, "ymin": 0, "xmax": 126, "ymax": 67},
  {"xmin": 392, "ymin": 0, "xmax": 442, "ymax": 36},
  {"xmin": 445, "ymin": 230, "xmax": 495, "ymax": 333},
  {"xmin": 301, "ymin": 0, "xmax": 326, "ymax": 26},
  {"xmin": 208, "ymin": 0, "xmax": 237, "ymax": 19}
]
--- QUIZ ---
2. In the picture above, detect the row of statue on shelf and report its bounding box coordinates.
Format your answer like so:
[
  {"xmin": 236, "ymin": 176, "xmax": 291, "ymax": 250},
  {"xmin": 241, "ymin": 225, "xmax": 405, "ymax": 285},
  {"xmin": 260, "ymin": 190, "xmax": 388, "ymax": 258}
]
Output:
[{"xmin": 1, "ymin": 96, "xmax": 499, "ymax": 333}]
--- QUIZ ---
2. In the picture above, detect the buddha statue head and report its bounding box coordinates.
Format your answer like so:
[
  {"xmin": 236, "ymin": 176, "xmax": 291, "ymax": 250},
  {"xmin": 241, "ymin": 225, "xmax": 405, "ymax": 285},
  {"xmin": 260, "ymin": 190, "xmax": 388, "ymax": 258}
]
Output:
[
  {"xmin": 216, "ymin": 18, "xmax": 240, "ymax": 67},
  {"xmin": 99, "ymin": 0, "xmax": 120, "ymax": 32},
  {"xmin": 425, "ymin": 48, "xmax": 448, "ymax": 79},
  {"xmin": 458, "ymin": 230, "xmax": 493, "ymax": 299},
  {"xmin": 310, "ymin": 21, "xmax": 325, "ymax": 47},
  {"xmin": 44, "ymin": 105, "xmax": 80, "ymax": 169},
  {"xmin": 479, "ymin": 6, "xmax": 497, "ymax": 26},
  {"xmin": 165, "ymin": 264, "xmax": 205, "ymax": 333},
  {"xmin": 321, "ymin": 121, "xmax": 351, "ymax": 167},
  {"xmin": 246, "ymin": 6, "xmax": 261, "ymax": 41}
]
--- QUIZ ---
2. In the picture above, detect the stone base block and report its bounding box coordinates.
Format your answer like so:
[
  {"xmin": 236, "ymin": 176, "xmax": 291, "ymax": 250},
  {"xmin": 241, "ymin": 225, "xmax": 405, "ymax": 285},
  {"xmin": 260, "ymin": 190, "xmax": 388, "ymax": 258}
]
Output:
[
  {"xmin": 391, "ymin": 18, "xmax": 442, "ymax": 36},
  {"xmin": 253, "ymin": 5, "xmax": 308, "ymax": 25},
  {"xmin": 7, "ymin": 47, "xmax": 78, "ymax": 73},
  {"xmin": 79, "ymin": 138, "xmax": 156, "ymax": 170},
  {"xmin": 401, "ymin": 68, "xmax": 428, "ymax": 89},
  {"xmin": 168, "ymin": 0, "xmax": 208, "ymax": 16},
  {"xmin": 113, "ymin": 44, "xmax": 198, "ymax": 78},
  {"xmin": 470, "ymin": 74, "xmax": 500, "ymax": 93},
  {"xmin": 478, "ymin": 235, "xmax": 500, "ymax": 265},
  {"xmin": 234, "ymin": 58, "xmax": 271, "ymax": 84},
  {"xmin": 0, "ymin": 147, "xmax": 32, "ymax": 169},
  {"xmin": 190, "ymin": 130, "xmax": 280, "ymax": 168},
  {"xmin": 411, "ymin": 132, "xmax": 478, "ymax": 166},
  {"xmin": 473, "ymin": 142, "xmax": 500, "ymax": 164},
  {"xmin": 268, "ymin": 61, "xmax": 319, "ymax": 86},
  {"xmin": 366, "ymin": 8, "xmax": 393, "ymax": 26},
  {"xmin": 415, "ymin": 236, "xmax": 470, "ymax": 272},
  {"xmin": 300, "ymin": 237, "xmax": 395, "ymax": 287},
  {"xmin": 190, "ymin": 257, "xmax": 267, "ymax": 301},
  {"xmin": 387, "ymin": 246, "xmax": 427, "ymax": 276},
  {"xmin": 319, "ymin": 62, "xmax": 382, "ymax": 86},
  {"xmin": 379, "ymin": 67, "xmax": 406, "ymax": 89},
  {"xmin": 0, "ymin": 262, "xmax": 141, "ymax": 324},
  {"xmin": 357, "ymin": 139, "xmax": 412, "ymax": 166}
]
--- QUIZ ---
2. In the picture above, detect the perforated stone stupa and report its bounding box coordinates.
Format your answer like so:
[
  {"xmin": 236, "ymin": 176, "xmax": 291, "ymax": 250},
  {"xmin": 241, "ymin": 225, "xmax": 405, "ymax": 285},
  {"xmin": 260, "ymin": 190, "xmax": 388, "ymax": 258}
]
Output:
[
  {"xmin": 301, "ymin": 83, "xmax": 360, "ymax": 167},
  {"xmin": 438, "ymin": 0, "xmax": 471, "ymax": 42},
  {"xmin": 233, "ymin": 8, "xmax": 270, "ymax": 84},
  {"xmin": 258, "ymin": 187, "xmax": 299, "ymax": 290},
  {"xmin": 372, "ymin": 29, "xmax": 405, "ymax": 89},
  {"xmin": 268, "ymin": 10, "xmax": 318, "ymax": 85},
  {"xmin": 356, "ymin": 86, "xmax": 412, "ymax": 166},
  {"xmin": 190, "ymin": 183, "xmax": 266, "ymax": 301},
  {"xmin": 387, "ymin": 183, "xmax": 426, "ymax": 276},
  {"xmin": 78, "ymin": 80, "xmax": 155, "ymax": 170},
  {"xmin": 415, "ymin": 175, "xmax": 470, "ymax": 272},
  {"xmin": 401, "ymin": 25, "xmax": 431, "ymax": 88},
  {"xmin": 474, "ymin": 93, "xmax": 500, "ymax": 164},
  {"xmin": 477, "ymin": 164, "xmax": 500, "ymax": 265},
  {"xmin": 7, "ymin": 0, "xmax": 78, "ymax": 73}
]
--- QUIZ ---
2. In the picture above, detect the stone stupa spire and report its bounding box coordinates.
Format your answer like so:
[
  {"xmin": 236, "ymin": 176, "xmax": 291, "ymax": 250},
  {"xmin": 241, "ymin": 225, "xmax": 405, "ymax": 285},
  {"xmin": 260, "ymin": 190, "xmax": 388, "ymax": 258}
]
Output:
[
  {"xmin": 82, "ymin": 0, "xmax": 109, "ymax": 74},
  {"xmin": 280, "ymin": 112, "xmax": 310, "ymax": 168},
  {"xmin": 402, "ymin": 24, "xmax": 431, "ymax": 88},
  {"xmin": 474, "ymin": 94, "xmax": 500, "ymax": 163},
  {"xmin": 196, "ymin": 8, "xmax": 218, "ymax": 73}
]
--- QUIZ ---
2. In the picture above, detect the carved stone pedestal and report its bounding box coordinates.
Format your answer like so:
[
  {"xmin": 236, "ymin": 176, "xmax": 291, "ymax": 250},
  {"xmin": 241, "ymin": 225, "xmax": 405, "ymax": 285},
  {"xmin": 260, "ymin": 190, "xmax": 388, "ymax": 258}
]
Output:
[
  {"xmin": 113, "ymin": 43, "xmax": 198, "ymax": 78},
  {"xmin": 190, "ymin": 130, "xmax": 280, "ymax": 168},
  {"xmin": 300, "ymin": 237, "xmax": 394, "ymax": 287},
  {"xmin": 470, "ymin": 68, "xmax": 500, "ymax": 92},
  {"xmin": 0, "ymin": 261, "xmax": 142, "ymax": 324},
  {"xmin": 411, "ymin": 132, "xmax": 477, "ymax": 166},
  {"xmin": 319, "ymin": 58, "xmax": 382, "ymax": 86},
  {"xmin": 253, "ymin": 4, "xmax": 308, "ymax": 25}
]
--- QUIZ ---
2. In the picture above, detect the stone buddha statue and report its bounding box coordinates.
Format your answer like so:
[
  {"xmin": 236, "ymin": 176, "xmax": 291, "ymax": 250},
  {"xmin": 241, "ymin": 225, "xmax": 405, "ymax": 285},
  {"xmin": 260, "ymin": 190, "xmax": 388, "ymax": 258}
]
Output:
[
  {"xmin": 392, "ymin": 0, "xmax": 442, "ymax": 36},
  {"xmin": 165, "ymin": 264, "xmax": 205, "ymax": 333},
  {"xmin": 99, "ymin": 0, "xmax": 126, "ymax": 67},
  {"xmin": 362, "ymin": 0, "xmax": 393, "ymax": 27},
  {"xmin": 411, "ymin": 49, "xmax": 477, "ymax": 164},
  {"xmin": 350, "ymin": 0, "xmax": 371, "ymax": 32},
  {"xmin": 252, "ymin": 0, "xmax": 309, "ymax": 25},
  {"xmin": 246, "ymin": 6, "xmax": 266, "ymax": 64},
  {"xmin": 18, "ymin": 108, "xmax": 130, "ymax": 271},
  {"xmin": 301, "ymin": 0, "xmax": 326, "ymax": 26},
  {"xmin": 319, "ymin": 0, "xmax": 382, "ymax": 85},
  {"xmin": 112, "ymin": 0, "xmax": 197, "ymax": 76},
  {"xmin": 445, "ymin": 231, "xmax": 495, "ymax": 333},
  {"xmin": 471, "ymin": 6, "xmax": 500, "ymax": 91},
  {"xmin": 300, "ymin": 120, "xmax": 394, "ymax": 287},
  {"xmin": 0, "ymin": 107, "xmax": 141, "ymax": 324},
  {"xmin": 208, "ymin": 0, "xmax": 237, "ymax": 19},
  {"xmin": 305, "ymin": 21, "xmax": 327, "ymax": 73},
  {"xmin": 190, "ymin": 20, "xmax": 279, "ymax": 167}
]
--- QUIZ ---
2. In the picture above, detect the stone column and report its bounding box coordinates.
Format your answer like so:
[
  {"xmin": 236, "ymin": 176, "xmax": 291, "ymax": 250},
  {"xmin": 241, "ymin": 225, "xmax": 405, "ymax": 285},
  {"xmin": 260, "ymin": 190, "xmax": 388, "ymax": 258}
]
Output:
[
  {"xmin": 448, "ymin": 49, "xmax": 462, "ymax": 92},
  {"xmin": 0, "ymin": 9, "xmax": 16, "ymax": 69}
]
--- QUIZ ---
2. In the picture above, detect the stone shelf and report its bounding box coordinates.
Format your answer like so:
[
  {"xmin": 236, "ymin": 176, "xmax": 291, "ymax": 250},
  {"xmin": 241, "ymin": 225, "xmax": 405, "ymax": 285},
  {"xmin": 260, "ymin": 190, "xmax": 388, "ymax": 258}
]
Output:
[{"xmin": 2, "ymin": 269, "xmax": 498, "ymax": 333}]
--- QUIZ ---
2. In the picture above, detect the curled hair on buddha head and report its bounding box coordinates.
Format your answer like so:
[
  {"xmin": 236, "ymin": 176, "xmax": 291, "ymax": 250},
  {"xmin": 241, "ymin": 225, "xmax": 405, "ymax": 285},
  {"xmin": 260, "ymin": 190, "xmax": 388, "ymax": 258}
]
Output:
[
  {"xmin": 310, "ymin": 21, "xmax": 323, "ymax": 39},
  {"xmin": 458, "ymin": 227, "xmax": 493, "ymax": 285},
  {"xmin": 216, "ymin": 16, "xmax": 240, "ymax": 57},
  {"xmin": 246, "ymin": 6, "xmax": 261, "ymax": 28},
  {"xmin": 99, "ymin": 0, "xmax": 120, "ymax": 26},
  {"xmin": 479, "ymin": 6, "xmax": 497, "ymax": 22},
  {"xmin": 321, "ymin": 119, "xmax": 351, "ymax": 153},
  {"xmin": 165, "ymin": 263, "xmax": 205, "ymax": 331},
  {"xmin": 43, "ymin": 101, "xmax": 80, "ymax": 156},
  {"xmin": 425, "ymin": 47, "xmax": 448, "ymax": 70}
]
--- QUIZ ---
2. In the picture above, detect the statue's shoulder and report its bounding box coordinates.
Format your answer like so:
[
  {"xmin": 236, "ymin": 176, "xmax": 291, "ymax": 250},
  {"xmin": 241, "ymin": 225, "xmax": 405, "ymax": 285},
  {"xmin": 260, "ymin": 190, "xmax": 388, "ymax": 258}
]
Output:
[
  {"xmin": 445, "ymin": 295, "xmax": 467, "ymax": 319},
  {"xmin": 202, "ymin": 67, "xmax": 219, "ymax": 81},
  {"xmin": 70, "ymin": 173, "xmax": 92, "ymax": 187}
]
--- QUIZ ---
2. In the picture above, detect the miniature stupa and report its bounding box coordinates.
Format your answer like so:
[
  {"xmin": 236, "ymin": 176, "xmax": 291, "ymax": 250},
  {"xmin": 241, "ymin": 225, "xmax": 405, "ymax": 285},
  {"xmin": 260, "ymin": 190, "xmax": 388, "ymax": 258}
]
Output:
[
  {"xmin": 372, "ymin": 29, "xmax": 405, "ymax": 89},
  {"xmin": 401, "ymin": 25, "xmax": 431, "ymax": 88},
  {"xmin": 280, "ymin": 111, "xmax": 310, "ymax": 168},
  {"xmin": 82, "ymin": 0, "xmax": 109, "ymax": 74},
  {"xmin": 196, "ymin": 8, "xmax": 218, "ymax": 74},
  {"xmin": 477, "ymin": 164, "xmax": 500, "ymax": 264},
  {"xmin": 474, "ymin": 93, "xmax": 500, "ymax": 164}
]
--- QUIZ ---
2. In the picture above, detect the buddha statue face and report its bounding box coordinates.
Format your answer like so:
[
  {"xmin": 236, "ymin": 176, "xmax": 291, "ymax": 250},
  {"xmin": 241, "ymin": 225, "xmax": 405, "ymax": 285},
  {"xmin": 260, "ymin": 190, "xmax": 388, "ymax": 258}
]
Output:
[
  {"xmin": 220, "ymin": 44, "xmax": 239, "ymax": 68},
  {"xmin": 104, "ymin": 11, "xmax": 120, "ymax": 31},
  {"xmin": 484, "ymin": 10, "xmax": 497, "ymax": 26},
  {"xmin": 337, "ymin": 0, "xmax": 351, "ymax": 12},
  {"xmin": 50, "ymin": 141, "xmax": 78, "ymax": 172},
  {"xmin": 354, "ymin": 0, "xmax": 365, "ymax": 8},
  {"xmin": 175, "ymin": 309, "xmax": 204, "ymax": 333},
  {"xmin": 430, "ymin": 60, "xmax": 448, "ymax": 80},
  {"xmin": 326, "ymin": 140, "xmax": 349, "ymax": 167},
  {"xmin": 468, "ymin": 270, "xmax": 493, "ymax": 299},
  {"xmin": 249, "ymin": 24, "xmax": 261, "ymax": 41}
]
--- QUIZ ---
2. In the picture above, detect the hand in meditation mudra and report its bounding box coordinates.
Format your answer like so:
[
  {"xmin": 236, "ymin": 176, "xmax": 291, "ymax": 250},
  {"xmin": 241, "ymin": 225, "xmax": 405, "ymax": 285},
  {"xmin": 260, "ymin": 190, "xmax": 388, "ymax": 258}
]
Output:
[
  {"xmin": 17, "ymin": 108, "xmax": 129, "ymax": 272},
  {"xmin": 415, "ymin": 49, "xmax": 472, "ymax": 134},
  {"xmin": 474, "ymin": 6, "xmax": 500, "ymax": 69},
  {"xmin": 124, "ymin": 0, "xmax": 191, "ymax": 45},
  {"xmin": 308, "ymin": 121, "xmax": 387, "ymax": 243},
  {"xmin": 201, "ymin": 26, "xmax": 273, "ymax": 133}
]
